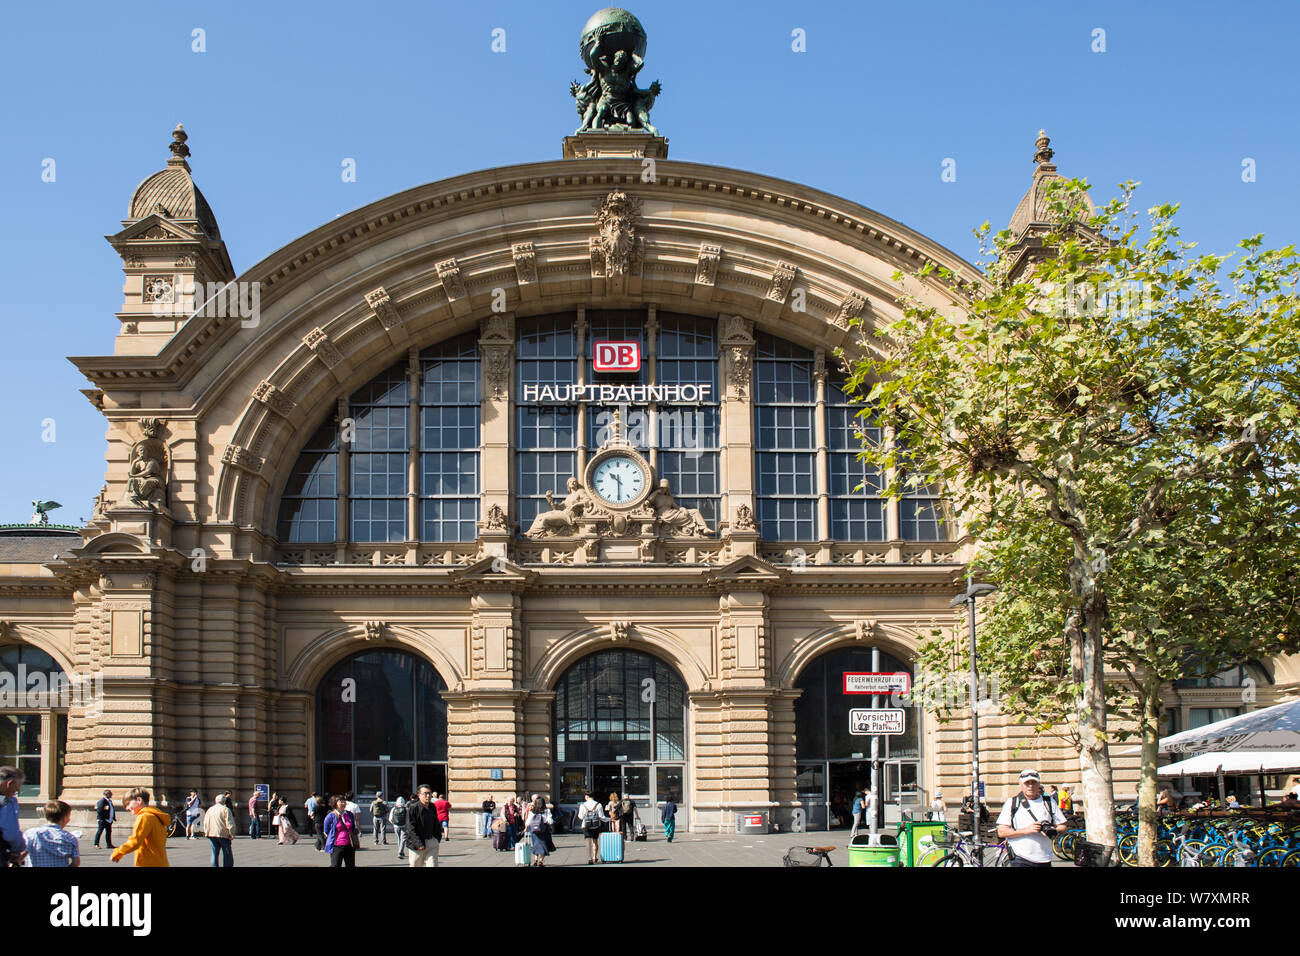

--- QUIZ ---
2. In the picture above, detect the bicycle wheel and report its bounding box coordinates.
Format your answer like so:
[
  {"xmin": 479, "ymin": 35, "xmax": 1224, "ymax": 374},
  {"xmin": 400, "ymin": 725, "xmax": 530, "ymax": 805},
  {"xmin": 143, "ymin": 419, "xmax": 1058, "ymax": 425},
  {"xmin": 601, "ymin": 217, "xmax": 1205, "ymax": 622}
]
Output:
[
  {"xmin": 915, "ymin": 844, "xmax": 947, "ymax": 868},
  {"xmin": 1052, "ymin": 832, "xmax": 1071, "ymax": 861},
  {"xmin": 1117, "ymin": 834, "xmax": 1138, "ymax": 866},
  {"xmin": 1279, "ymin": 849, "xmax": 1300, "ymax": 867},
  {"xmin": 1198, "ymin": 844, "xmax": 1226, "ymax": 867},
  {"xmin": 1257, "ymin": 847, "xmax": 1290, "ymax": 868},
  {"xmin": 1154, "ymin": 840, "xmax": 1175, "ymax": 868},
  {"xmin": 932, "ymin": 851, "xmax": 966, "ymax": 867}
]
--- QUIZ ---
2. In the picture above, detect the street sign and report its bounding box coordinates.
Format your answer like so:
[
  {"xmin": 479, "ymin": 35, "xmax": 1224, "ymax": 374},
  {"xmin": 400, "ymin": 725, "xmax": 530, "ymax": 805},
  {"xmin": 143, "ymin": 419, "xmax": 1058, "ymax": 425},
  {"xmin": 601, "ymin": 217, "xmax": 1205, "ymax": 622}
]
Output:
[
  {"xmin": 843, "ymin": 672, "xmax": 911, "ymax": 695},
  {"xmin": 490, "ymin": 769, "xmax": 503, "ymax": 781},
  {"xmin": 743, "ymin": 814, "xmax": 763, "ymax": 827},
  {"xmin": 849, "ymin": 708, "xmax": 906, "ymax": 735},
  {"xmin": 254, "ymin": 783, "xmax": 269, "ymax": 802}
]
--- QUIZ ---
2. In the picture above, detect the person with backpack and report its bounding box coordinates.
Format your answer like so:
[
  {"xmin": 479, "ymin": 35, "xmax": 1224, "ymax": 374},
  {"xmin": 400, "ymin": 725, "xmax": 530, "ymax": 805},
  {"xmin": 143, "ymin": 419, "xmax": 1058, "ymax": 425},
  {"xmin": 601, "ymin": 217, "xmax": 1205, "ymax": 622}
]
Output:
[
  {"xmin": 523, "ymin": 795, "xmax": 554, "ymax": 867},
  {"xmin": 577, "ymin": 790, "xmax": 608, "ymax": 863},
  {"xmin": 996, "ymin": 769, "xmax": 1066, "ymax": 868},
  {"xmin": 370, "ymin": 792, "xmax": 389, "ymax": 845},
  {"xmin": 389, "ymin": 797, "xmax": 408, "ymax": 859},
  {"xmin": 618, "ymin": 794, "xmax": 639, "ymax": 842}
]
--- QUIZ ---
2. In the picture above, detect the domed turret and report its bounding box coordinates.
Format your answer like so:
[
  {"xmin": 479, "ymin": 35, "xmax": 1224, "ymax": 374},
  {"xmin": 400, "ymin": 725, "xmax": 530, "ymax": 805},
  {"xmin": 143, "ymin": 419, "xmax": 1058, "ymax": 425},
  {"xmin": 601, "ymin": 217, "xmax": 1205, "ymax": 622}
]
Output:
[{"xmin": 127, "ymin": 126, "xmax": 222, "ymax": 240}]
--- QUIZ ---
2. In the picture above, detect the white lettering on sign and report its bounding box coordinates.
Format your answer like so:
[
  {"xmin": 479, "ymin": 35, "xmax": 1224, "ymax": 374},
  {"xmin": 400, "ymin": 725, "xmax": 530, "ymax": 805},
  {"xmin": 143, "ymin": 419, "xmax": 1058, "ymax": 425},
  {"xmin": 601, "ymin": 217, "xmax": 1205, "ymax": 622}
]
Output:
[
  {"xmin": 849, "ymin": 709, "xmax": 906, "ymax": 735},
  {"xmin": 520, "ymin": 383, "xmax": 713, "ymax": 404},
  {"xmin": 593, "ymin": 340, "xmax": 641, "ymax": 371},
  {"xmin": 843, "ymin": 672, "xmax": 912, "ymax": 695}
]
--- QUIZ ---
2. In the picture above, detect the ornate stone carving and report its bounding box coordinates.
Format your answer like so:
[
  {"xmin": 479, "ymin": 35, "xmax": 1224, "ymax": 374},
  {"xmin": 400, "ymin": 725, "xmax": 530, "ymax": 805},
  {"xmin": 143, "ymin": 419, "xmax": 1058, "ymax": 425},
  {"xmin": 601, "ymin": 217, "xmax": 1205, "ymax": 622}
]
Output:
[
  {"xmin": 480, "ymin": 315, "xmax": 513, "ymax": 342},
  {"xmin": 727, "ymin": 346, "xmax": 752, "ymax": 400},
  {"xmin": 648, "ymin": 479, "xmax": 710, "ymax": 537},
  {"xmin": 767, "ymin": 261, "xmax": 796, "ymax": 302},
  {"xmin": 252, "ymin": 380, "xmax": 296, "ymax": 416},
  {"xmin": 733, "ymin": 503, "xmax": 756, "ymax": 531},
  {"xmin": 123, "ymin": 322, "xmax": 138, "ymax": 335},
  {"xmin": 524, "ymin": 478, "xmax": 600, "ymax": 537},
  {"xmin": 125, "ymin": 418, "xmax": 168, "ymax": 509},
  {"xmin": 221, "ymin": 444, "xmax": 264, "ymax": 474},
  {"xmin": 484, "ymin": 348, "xmax": 512, "ymax": 401},
  {"xmin": 482, "ymin": 503, "xmax": 508, "ymax": 531},
  {"xmin": 854, "ymin": 619, "xmax": 878, "ymax": 641},
  {"xmin": 303, "ymin": 327, "xmax": 343, "ymax": 367},
  {"xmin": 362, "ymin": 620, "xmax": 384, "ymax": 641},
  {"xmin": 174, "ymin": 254, "xmax": 196, "ymax": 267},
  {"xmin": 143, "ymin": 275, "xmax": 174, "ymax": 304},
  {"xmin": 512, "ymin": 242, "xmax": 537, "ymax": 284},
  {"xmin": 92, "ymin": 485, "xmax": 109, "ymax": 520},
  {"xmin": 365, "ymin": 286, "xmax": 402, "ymax": 330},
  {"xmin": 570, "ymin": 8, "xmax": 661, "ymax": 135},
  {"xmin": 720, "ymin": 315, "xmax": 754, "ymax": 346},
  {"xmin": 437, "ymin": 258, "xmax": 467, "ymax": 300},
  {"xmin": 609, "ymin": 620, "xmax": 632, "ymax": 642},
  {"xmin": 696, "ymin": 243, "xmax": 720, "ymax": 285},
  {"xmin": 590, "ymin": 191, "xmax": 643, "ymax": 278},
  {"xmin": 813, "ymin": 349, "xmax": 827, "ymax": 385},
  {"xmin": 124, "ymin": 255, "xmax": 144, "ymax": 268},
  {"xmin": 142, "ymin": 227, "xmax": 168, "ymax": 240},
  {"xmin": 835, "ymin": 291, "xmax": 866, "ymax": 328}
]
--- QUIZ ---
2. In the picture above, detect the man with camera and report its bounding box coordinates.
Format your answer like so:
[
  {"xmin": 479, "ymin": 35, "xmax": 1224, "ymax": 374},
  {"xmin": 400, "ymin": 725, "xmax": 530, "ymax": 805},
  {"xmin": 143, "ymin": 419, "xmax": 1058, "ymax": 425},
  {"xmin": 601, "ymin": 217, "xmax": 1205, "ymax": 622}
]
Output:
[{"xmin": 996, "ymin": 769, "xmax": 1066, "ymax": 867}]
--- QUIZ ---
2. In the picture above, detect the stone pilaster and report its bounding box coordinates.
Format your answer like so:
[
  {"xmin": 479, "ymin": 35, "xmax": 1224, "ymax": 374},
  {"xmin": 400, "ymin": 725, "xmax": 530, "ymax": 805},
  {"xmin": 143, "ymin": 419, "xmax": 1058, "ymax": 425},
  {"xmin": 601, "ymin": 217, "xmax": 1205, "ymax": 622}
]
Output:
[
  {"xmin": 720, "ymin": 315, "xmax": 755, "ymax": 541},
  {"xmin": 479, "ymin": 313, "xmax": 514, "ymax": 535},
  {"xmin": 441, "ymin": 688, "xmax": 529, "ymax": 834},
  {"xmin": 690, "ymin": 688, "xmax": 788, "ymax": 832}
]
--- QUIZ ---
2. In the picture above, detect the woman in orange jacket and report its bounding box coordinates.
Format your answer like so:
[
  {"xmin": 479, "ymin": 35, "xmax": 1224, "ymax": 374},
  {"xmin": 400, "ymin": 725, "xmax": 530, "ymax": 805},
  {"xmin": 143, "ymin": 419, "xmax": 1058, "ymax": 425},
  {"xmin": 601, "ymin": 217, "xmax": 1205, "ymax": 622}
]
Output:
[{"xmin": 110, "ymin": 787, "xmax": 171, "ymax": 867}]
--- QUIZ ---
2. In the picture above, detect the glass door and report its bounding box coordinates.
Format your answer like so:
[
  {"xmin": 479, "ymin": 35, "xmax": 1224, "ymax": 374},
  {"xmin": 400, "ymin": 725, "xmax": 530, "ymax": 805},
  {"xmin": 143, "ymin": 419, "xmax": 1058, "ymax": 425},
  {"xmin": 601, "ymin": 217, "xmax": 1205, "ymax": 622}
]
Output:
[{"xmin": 622, "ymin": 764, "xmax": 652, "ymax": 833}]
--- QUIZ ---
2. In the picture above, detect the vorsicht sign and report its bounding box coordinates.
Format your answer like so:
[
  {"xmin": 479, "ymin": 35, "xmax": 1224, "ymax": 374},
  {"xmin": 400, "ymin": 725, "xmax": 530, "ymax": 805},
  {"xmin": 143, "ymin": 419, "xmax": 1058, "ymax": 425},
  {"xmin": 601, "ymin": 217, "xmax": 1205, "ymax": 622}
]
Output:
[
  {"xmin": 593, "ymin": 340, "xmax": 641, "ymax": 371},
  {"xmin": 843, "ymin": 672, "xmax": 911, "ymax": 695},
  {"xmin": 849, "ymin": 709, "xmax": 906, "ymax": 735}
]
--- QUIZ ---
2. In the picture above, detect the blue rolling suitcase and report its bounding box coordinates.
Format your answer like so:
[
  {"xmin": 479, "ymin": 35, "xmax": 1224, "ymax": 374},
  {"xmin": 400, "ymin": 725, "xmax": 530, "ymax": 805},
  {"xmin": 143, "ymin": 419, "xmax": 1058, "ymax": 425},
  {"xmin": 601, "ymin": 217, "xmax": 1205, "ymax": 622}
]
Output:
[
  {"xmin": 514, "ymin": 839, "xmax": 532, "ymax": 866},
  {"xmin": 600, "ymin": 830, "xmax": 624, "ymax": 863}
]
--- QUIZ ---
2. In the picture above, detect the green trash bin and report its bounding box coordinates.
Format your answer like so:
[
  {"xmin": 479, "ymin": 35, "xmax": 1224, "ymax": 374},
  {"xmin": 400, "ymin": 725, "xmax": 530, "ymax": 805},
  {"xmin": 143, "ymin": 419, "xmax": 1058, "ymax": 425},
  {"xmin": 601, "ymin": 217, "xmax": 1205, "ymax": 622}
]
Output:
[
  {"xmin": 898, "ymin": 819, "xmax": 948, "ymax": 867},
  {"xmin": 848, "ymin": 844, "xmax": 901, "ymax": 867}
]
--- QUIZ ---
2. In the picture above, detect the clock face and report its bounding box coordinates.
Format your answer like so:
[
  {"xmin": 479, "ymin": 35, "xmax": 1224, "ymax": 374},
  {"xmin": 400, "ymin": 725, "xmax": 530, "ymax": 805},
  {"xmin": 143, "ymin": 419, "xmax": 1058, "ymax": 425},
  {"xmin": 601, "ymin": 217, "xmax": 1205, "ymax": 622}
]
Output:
[{"xmin": 592, "ymin": 455, "xmax": 645, "ymax": 505}]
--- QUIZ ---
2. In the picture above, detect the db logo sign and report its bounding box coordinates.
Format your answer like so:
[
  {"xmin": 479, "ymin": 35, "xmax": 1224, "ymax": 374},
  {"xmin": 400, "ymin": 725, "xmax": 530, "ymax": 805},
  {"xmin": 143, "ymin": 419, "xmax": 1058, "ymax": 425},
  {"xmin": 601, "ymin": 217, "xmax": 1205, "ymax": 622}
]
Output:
[{"xmin": 593, "ymin": 341, "xmax": 641, "ymax": 372}]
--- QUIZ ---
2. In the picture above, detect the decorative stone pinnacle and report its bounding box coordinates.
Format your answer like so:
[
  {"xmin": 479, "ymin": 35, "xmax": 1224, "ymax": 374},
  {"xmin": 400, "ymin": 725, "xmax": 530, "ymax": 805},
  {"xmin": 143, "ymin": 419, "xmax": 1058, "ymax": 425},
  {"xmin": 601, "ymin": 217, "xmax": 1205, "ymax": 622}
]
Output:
[
  {"xmin": 1034, "ymin": 129, "xmax": 1054, "ymax": 166},
  {"xmin": 168, "ymin": 123, "xmax": 191, "ymax": 168}
]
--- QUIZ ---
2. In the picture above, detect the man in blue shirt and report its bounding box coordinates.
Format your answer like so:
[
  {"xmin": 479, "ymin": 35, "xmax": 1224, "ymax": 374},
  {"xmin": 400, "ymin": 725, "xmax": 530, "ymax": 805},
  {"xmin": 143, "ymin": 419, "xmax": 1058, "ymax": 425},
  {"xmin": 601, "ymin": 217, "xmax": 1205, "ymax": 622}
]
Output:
[
  {"xmin": 0, "ymin": 766, "xmax": 27, "ymax": 867},
  {"xmin": 24, "ymin": 799, "xmax": 80, "ymax": 867}
]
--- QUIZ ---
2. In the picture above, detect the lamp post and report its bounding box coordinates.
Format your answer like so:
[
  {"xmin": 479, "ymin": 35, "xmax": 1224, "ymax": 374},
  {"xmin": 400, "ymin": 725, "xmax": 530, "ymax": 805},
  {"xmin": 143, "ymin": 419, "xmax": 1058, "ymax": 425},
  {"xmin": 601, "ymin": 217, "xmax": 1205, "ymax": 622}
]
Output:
[{"xmin": 950, "ymin": 578, "xmax": 997, "ymax": 855}]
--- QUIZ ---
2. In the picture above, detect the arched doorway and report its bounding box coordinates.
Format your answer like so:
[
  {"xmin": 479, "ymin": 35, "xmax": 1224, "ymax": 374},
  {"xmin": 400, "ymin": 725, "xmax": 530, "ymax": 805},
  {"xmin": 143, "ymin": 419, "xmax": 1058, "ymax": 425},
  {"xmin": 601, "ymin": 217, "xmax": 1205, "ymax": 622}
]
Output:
[
  {"xmin": 552, "ymin": 649, "xmax": 687, "ymax": 831},
  {"xmin": 793, "ymin": 646, "xmax": 919, "ymax": 831},
  {"xmin": 316, "ymin": 649, "xmax": 447, "ymax": 801},
  {"xmin": 0, "ymin": 643, "xmax": 69, "ymax": 799}
]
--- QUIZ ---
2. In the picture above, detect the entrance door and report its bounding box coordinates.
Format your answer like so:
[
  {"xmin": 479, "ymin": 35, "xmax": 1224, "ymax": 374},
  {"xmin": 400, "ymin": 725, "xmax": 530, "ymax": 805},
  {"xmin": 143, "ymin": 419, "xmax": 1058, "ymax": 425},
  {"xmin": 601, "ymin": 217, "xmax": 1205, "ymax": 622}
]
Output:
[
  {"xmin": 622, "ymin": 765, "xmax": 653, "ymax": 832},
  {"xmin": 588, "ymin": 764, "xmax": 664, "ymax": 832},
  {"xmin": 828, "ymin": 760, "xmax": 873, "ymax": 830}
]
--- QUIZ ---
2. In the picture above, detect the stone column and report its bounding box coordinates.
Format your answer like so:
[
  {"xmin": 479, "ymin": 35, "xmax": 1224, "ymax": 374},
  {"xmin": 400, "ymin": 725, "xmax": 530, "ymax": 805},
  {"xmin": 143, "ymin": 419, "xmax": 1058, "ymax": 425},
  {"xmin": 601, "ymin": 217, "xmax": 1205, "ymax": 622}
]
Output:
[
  {"xmin": 479, "ymin": 313, "xmax": 514, "ymax": 535},
  {"xmin": 719, "ymin": 315, "xmax": 756, "ymax": 542},
  {"xmin": 440, "ymin": 689, "xmax": 528, "ymax": 836}
]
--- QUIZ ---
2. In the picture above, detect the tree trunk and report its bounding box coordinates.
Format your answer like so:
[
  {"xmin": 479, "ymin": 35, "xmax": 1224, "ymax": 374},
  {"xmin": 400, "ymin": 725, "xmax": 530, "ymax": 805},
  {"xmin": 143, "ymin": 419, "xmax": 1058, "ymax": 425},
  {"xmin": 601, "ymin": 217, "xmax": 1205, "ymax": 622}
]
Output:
[
  {"xmin": 1136, "ymin": 665, "xmax": 1161, "ymax": 866},
  {"xmin": 1070, "ymin": 550, "xmax": 1117, "ymax": 847}
]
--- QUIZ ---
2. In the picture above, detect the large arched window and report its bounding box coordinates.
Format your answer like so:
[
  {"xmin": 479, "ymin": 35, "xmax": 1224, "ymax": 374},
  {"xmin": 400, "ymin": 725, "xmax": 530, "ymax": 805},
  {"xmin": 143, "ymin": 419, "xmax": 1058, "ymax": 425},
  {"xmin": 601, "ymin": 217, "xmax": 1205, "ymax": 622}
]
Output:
[
  {"xmin": 516, "ymin": 315, "xmax": 578, "ymax": 532},
  {"xmin": 277, "ymin": 333, "xmax": 480, "ymax": 544},
  {"xmin": 0, "ymin": 644, "xmax": 69, "ymax": 798},
  {"xmin": 316, "ymin": 648, "xmax": 447, "ymax": 799},
  {"xmin": 755, "ymin": 334, "xmax": 818, "ymax": 540}
]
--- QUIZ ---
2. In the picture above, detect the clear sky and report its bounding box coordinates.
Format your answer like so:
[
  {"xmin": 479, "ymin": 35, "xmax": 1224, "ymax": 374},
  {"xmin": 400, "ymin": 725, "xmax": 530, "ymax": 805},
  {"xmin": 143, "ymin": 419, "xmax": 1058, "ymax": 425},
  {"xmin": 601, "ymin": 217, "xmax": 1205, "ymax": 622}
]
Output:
[{"xmin": 1, "ymin": 0, "xmax": 1297, "ymax": 524}]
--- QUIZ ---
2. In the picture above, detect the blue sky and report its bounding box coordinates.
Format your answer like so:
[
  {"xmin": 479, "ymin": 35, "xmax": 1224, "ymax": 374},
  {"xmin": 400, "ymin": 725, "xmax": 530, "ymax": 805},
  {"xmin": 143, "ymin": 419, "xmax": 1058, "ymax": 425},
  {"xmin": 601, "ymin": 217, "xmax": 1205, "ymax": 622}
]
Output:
[{"xmin": 1, "ymin": 0, "xmax": 1297, "ymax": 524}]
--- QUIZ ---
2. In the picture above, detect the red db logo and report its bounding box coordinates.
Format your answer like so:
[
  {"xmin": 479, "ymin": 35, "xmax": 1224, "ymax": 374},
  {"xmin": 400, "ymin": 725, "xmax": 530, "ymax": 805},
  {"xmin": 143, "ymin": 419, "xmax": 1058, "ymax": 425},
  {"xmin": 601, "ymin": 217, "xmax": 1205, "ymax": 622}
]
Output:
[{"xmin": 593, "ymin": 341, "xmax": 641, "ymax": 372}]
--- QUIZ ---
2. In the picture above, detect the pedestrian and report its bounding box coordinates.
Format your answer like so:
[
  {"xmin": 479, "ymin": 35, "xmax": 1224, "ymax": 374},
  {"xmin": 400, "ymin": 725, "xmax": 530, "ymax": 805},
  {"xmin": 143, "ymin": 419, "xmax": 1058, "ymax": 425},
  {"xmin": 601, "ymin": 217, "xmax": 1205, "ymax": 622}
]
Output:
[
  {"xmin": 1046, "ymin": 784, "xmax": 1059, "ymax": 809},
  {"xmin": 322, "ymin": 795, "xmax": 359, "ymax": 867},
  {"xmin": 0, "ymin": 766, "xmax": 24, "ymax": 867},
  {"xmin": 269, "ymin": 791, "xmax": 281, "ymax": 841},
  {"xmin": 277, "ymin": 798, "xmax": 301, "ymax": 844},
  {"xmin": 404, "ymin": 785, "xmax": 443, "ymax": 867},
  {"xmin": 849, "ymin": 788, "xmax": 866, "ymax": 841},
  {"xmin": 995, "ymin": 769, "xmax": 1066, "ymax": 868},
  {"xmin": 248, "ymin": 788, "xmax": 262, "ymax": 839},
  {"xmin": 929, "ymin": 791, "xmax": 946, "ymax": 822},
  {"xmin": 203, "ymin": 793, "xmax": 236, "ymax": 867},
  {"xmin": 389, "ymin": 796, "xmax": 408, "ymax": 859},
  {"xmin": 607, "ymin": 791, "xmax": 622, "ymax": 837},
  {"xmin": 110, "ymin": 787, "xmax": 171, "ymax": 867},
  {"xmin": 619, "ymin": 793, "xmax": 639, "ymax": 841},
  {"xmin": 303, "ymin": 792, "xmax": 318, "ymax": 837},
  {"xmin": 481, "ymin": 794, "xmax": 496, "ymax": 839},
  {"xmin": 370, "ymin": 791, "xmax": 388, "ymax": 845},
  {"xmin": 1156, "ymin": 787, "xmax": 1174, "ymax": 814},
  {"xmin": 661, "ymin": 796, "xmax": 678, "ymax": 842},
  {"xmin": 433, "ymin": 792, "xmax": 452, "ymax": 840},
  {"xmin": 1058, "ymin": 785, "xmax": 1072, "ymax": 816},
  {"xmin": 312, "ymin": 793, "xmax": 328, "ymax": 850},
  {"xmin": 23, "ymin": 799, "xmax": 80, "ymax": 867},
  {"xmin": 501, "ymin": 796, "xmax": 519, "ymax": 849},
  {"xmin": 577, "ymin": 789, "xmax": 608, "ymax": 863},
  {"xmin": 184, "ymin": 789, "xmax": 202, "ymax": 839},
  {"xmin": 94, "ymin": 788, "xmax": 116, "ymax": 848},
  {"xmin": 523, "ymin": 795, "xmax": 554, "ymax": 867}
]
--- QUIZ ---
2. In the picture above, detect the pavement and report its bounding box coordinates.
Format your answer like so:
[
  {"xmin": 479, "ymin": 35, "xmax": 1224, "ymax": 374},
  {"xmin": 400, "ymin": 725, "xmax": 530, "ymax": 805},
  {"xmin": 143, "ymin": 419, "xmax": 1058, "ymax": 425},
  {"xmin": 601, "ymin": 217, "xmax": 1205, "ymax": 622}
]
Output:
[{"xmin": 73, "ymin": 827, "xmax": 865, "ymax": 867}]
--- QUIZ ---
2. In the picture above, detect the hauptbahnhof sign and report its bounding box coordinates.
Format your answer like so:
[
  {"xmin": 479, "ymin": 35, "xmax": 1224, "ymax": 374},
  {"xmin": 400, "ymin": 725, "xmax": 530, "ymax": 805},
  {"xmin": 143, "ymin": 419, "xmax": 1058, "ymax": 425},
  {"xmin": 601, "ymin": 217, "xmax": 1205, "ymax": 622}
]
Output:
[{"xmin": 520, "ymin": 384, "xmax": 713, "ymax": 403}]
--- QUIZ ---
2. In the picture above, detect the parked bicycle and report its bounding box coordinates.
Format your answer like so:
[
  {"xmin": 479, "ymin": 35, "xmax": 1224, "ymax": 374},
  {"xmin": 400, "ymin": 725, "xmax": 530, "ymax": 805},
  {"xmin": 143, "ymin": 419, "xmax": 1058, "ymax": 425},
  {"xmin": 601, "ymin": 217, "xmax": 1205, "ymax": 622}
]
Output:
[{"xmin": 923, "ymin": 830, "xmax": 1010, "ymax": 867}]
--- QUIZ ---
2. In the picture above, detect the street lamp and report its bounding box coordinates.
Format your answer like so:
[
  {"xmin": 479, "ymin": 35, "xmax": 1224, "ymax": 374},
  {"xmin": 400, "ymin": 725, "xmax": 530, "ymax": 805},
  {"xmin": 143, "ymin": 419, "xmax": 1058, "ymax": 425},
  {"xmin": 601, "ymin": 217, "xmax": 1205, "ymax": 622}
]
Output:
[{"xmin": 950, "ymin": 578, "xmax": 997, "ymax": 854}]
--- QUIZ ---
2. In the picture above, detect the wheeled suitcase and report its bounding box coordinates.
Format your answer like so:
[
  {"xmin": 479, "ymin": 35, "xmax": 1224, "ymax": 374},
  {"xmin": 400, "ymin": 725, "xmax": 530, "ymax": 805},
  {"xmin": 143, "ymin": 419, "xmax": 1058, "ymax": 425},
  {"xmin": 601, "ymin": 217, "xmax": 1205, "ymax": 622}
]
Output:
[
  {"xmin": 600, "ymin": 830, "xmax": 624, "ymax": 862},
  {"xmin": 514, "ymin": 839, "xmax": 532, "ymax": 866},
  {"xmin": 634, "ymin": 822, "xmax": 647, "ymax": 841},
  {"xmin": 494, "ymin": 829, "xmax": 510, "ymax": 851}
]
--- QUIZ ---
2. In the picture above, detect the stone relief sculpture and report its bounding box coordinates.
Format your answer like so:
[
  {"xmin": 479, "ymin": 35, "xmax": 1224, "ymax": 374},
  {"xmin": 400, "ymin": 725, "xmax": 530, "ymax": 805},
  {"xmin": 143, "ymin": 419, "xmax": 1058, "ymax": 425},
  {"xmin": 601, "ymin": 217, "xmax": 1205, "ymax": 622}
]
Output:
[
  {"xmin": 125, "ymin": 418, "xmax": 168, "ymax": 509},
  {"xmin": 570, "ymin": 8, "xmax": 661, "ymax": 135},
  {"xmin": 647, "ymin": 479, "xmax": 710, "ymax": 537},
  {"xmin": 525, "ymin": 478, "xmax": 598, "ymax": 537},
  {"xmin": 591, "ymin": 191, "xmax": 643, "ymax": 277}
]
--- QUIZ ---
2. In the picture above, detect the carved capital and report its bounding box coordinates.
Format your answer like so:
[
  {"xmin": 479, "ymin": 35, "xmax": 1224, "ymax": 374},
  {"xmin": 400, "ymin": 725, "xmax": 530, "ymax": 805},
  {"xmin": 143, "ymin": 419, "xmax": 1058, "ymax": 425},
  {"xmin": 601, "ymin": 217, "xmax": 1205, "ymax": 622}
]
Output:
[
  {"xmin": 696, "ymin": 242, "xmax": 721, "ymax": 285},
  {"xmin": 365, "ymin": 286, "xmax": 403, "ymax": 330},
  {"xmin": 437, "ymin": 258, "xmax": 467, "ymax": 300},
  {"xmin": 835, "ymin": 291, "xmax": 866, "ymax": 329},
  {"xmin": 733, "ymin": 503, "xmax": 756, "ymax": 531},
  {"xmin": 221, "ymin": 444, "xmax": 265, "ymax": 474},
  {"xmin": 482, "ymin": 503, "xmax": 508, "ymax": 531},
  {"xmin": 512, "ymin": 242, "xmax": 538, "ymax": 284},
  {"xmin": 720, "ymin": 315, "xmax": 754, "ymax": 346},
  {"xmin": 252, "ymin": 380, "xmax": 295, "ymax": 417},
  {"xmin": 303, "ymin": 327, "xmax": 343, "ymax": 367}
]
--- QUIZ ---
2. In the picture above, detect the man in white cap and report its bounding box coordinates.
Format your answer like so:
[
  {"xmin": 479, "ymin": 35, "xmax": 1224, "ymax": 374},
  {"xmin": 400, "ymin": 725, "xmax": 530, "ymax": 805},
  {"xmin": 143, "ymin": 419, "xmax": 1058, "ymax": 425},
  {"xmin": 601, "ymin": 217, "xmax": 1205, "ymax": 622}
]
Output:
[
  {"xmin": 996, "ymin": 769, "xmax": 1066, "ymax": 867},
  {"xmin": 929, "ymin": 790, "xmax": 945, "ymax": 822}
]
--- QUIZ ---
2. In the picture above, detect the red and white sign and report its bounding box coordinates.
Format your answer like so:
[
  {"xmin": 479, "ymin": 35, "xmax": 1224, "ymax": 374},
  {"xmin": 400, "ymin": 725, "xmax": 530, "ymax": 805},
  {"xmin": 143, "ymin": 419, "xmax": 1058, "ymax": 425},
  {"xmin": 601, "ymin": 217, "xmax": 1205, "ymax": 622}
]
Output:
[
  {"xmin": 843, "ymin": 672, "xmax": 911, "ymax": 695},
  {"xmin": 849, "ymin": 709, "xmax": 906, "ymax": 735},
  {"xmin": 593, "ymin": 340, "xmax": 641, "ymax": 372},
  {"xmin": 743, "ymin": 815, "xmax": 764, "ymax": 827}
]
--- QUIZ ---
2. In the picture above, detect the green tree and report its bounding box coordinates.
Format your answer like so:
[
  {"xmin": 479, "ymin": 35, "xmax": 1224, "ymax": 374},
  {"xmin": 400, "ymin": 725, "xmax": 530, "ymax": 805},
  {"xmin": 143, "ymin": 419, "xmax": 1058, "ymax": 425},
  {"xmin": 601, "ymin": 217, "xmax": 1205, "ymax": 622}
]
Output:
[{"xmin": 846, "ymin": 179, "xmax": 1300, "ymax": 847}]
